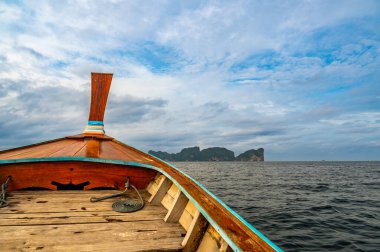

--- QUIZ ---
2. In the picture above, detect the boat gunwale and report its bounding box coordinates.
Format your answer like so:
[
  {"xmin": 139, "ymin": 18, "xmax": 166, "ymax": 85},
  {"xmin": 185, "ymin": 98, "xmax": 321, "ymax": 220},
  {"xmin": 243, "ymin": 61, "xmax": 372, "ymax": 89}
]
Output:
[{"xmin": 0, "ymin": 155, "xmax": 282, "ymax": 252}]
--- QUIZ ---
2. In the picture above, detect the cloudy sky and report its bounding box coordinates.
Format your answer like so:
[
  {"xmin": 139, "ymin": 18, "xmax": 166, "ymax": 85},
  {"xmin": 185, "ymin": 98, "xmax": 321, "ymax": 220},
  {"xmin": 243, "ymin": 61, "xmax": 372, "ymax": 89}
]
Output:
[{"xmin": 0, "ymin": 0, "xmax": 379, "ymax": 160}]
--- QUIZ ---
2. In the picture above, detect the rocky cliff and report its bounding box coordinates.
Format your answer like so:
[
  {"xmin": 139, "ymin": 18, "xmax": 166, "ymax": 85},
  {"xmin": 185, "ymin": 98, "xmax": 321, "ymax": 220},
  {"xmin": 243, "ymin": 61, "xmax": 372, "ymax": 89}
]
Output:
[
  {"xmin": 235, "ymin": 148, "xmax": 264, "ymax": 161},
  {"xmin": 200, "ymin": 147, "xmax": 235, "ymax": 161},
  {"xmin": 148, "ymin": 147, "xmax": 263, "ymax": 161}
]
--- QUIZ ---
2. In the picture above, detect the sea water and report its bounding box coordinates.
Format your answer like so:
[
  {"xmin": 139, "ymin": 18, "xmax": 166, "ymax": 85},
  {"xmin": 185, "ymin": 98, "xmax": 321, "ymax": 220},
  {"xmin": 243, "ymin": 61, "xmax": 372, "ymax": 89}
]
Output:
[{"xmin": 172, "ymin": 161, "xmax": 380, "ymax": 252}]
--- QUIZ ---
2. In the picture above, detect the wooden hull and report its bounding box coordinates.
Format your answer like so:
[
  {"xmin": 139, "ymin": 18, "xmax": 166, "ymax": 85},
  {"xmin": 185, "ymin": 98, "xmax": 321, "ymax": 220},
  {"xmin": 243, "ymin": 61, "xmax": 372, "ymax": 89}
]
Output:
[
  {"xmin": 0, "ymin": 157, "xmax": 282, "ymax": 252},
  {"xmin": 0, "ymin": 73, "xmax": 282, "ymax": 251},
  {"xmin": 0, "ymin": 161, "xmax": 157, "ymax": 191}
]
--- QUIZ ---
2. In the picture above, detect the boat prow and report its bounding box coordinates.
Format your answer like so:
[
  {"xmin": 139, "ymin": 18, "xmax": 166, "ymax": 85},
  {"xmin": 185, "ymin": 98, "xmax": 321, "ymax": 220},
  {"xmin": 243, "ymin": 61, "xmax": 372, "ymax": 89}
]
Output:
[{"xmin": 0, "ymin": 73, "xmax": 282, "ymax": 252}]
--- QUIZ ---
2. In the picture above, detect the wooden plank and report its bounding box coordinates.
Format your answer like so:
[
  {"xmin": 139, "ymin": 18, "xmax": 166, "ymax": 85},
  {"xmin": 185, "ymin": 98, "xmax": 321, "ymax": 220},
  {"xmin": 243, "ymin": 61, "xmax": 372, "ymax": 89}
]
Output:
[
  {"xmin": 219, "ymin": 240, "xmax": 233, "ymax": 252},
  {"xmin": 197, "ymin": 232, "xmax": 219, "ymax": 252},
  {"xmin": 0, "ymin": 190, "xmax": 156, "ymax": 214},
  {"xmin": 0, "ymin": 139, "xmax": 78, "ymax": 159},
  {"xmin": 149, "ymin": 177, "xmax": 173, "ymax": 205},
  {"xmin": 147, "ymin": 173, "xmax": 164, "ymax": 195},
  {"xmin": 147, "ymin": 180, "xmax": 158, "ymax": 195},
  {"xmin": 100, "ymin": 141, "xmax": 144, "ymax": 162},
  {"xmin": 161, "ymin": 192, "xmax": 175, "ymax": 210},
  {"xmin": 167, "ymin": 183, "xmax": 180, "ymax": 198},
  {"xmin": 8, "ymin": 190, "xmax": 137, "ymax": 196},
  {"xmin": 161, "ymin": 182, "xmax": 179, "ymax": 210},
  {"xmin": 197, "ymin": 225, "xmax": 228, "ymax": 252},
  {"xmin": 0, "ymin": 209, "xmax": 166, "ymax": 226},
  {"xmin": 107, "ymin": 141, "xmax": 146, "ymax": 162},
  {"xmin": 165, "ymin": 191, "xmax": 189, "ymax": 223},
  {"xmin": 1, "ymin": 221, "xmax": 184, "ymax": 251},
  {"xmin": 178, "ymin": 200, "xmax": 198, "ymax": 231},
  {"xmin": 146, "ymin": 178, "xmax": 155, "ymax": 194},
  {"xmin": 108, "ymin": 140, "xmax": 157, "ymax": 163},
  {"xmin": 49, "ymin": 141, "xmax": 87, "ymax": 157},
  {"xmin": 179, "ymin": 208, "xmax": 193, "ymax": 231},
  {"xmin": 185, "ymin": 200, "xmax": 197, "ymax": 217},
  {"xmin": 181, "ymin": 209, "xmax": 209, "ymax": 252},
  {"xmin": 2, "ymin": 237, "xmax": 183, "ymax": 252}
]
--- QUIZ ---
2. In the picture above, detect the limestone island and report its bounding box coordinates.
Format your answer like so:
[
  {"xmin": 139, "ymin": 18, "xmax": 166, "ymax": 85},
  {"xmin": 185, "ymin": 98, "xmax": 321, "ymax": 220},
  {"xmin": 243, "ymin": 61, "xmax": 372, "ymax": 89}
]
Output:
[{"xmin": 148, "ymin": 147, "xmax": 264, "ymax": 162}]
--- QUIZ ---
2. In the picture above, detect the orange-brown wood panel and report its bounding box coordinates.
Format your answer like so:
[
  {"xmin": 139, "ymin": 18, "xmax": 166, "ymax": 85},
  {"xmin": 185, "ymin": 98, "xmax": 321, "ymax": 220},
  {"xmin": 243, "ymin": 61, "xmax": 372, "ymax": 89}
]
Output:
[
  {"xmin": 106, "ymin": 141, "xmax": 145, "ymax": 162},
  {"xmin": 49, "ymin": 141, "xmax": 87, "ymax": 157},
  {"xmin": 85, "ymin": 139, "xmax": 100, "ymax": 158},
  {"xmin": 89, "ymin": 73, "xmax": 113, "ymax": 121},
  {"xmin": 103, "ymin": 140, "xmax": 157, "ymax": 166},
  {"xmin": 0, "ymin": 162, "xmax": 157, "ymax": 191},
  {"xmin": 0, "ymin": 139, "xmax": 77, "ymax": 160},
  {"xmin": 99, "ymin": 141, "xmax": 136, "ymax": 161}
]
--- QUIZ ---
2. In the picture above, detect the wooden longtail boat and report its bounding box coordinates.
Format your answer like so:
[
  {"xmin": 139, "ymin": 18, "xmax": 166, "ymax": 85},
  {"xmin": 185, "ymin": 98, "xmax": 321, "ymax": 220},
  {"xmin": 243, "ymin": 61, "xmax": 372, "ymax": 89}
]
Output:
[{"xmin": 0, "ymin": 73, "xmax": 282, "ymax": 252}]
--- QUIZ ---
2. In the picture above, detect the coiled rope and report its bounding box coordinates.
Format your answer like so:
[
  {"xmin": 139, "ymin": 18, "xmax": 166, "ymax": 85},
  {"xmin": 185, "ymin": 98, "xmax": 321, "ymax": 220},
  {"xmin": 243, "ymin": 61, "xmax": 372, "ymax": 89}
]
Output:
[
  {"xmin": 90, "ymin": 177, "xmax": 144, "ymax": 213},
  {"xmin": 112, "ymin": 184, "xmax": 144, "ymax": 213},
  {"xmin": 0, "ymin": 176, "xmax": 11, "ymax": 208}
]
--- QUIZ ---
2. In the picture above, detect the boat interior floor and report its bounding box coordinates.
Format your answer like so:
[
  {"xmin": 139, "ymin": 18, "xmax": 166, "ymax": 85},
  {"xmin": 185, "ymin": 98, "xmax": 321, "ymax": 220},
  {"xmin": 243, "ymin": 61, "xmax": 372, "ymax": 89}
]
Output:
[{"xmin": 0, "ymin": 190, "xmax": 186, "ymax": 251}]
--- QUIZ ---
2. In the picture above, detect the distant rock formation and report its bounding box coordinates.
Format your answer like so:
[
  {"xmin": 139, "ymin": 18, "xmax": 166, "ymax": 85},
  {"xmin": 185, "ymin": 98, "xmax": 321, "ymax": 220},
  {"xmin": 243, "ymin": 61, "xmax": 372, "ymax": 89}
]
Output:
[
  {"xmin": 235, "ymin": 148, "xmax": 264, "ymax": 161},
  {"xmin": 148, "ymin": 147, "xmax": 263, "ymax": 161},
  {"xmin": 147, "ymin": 150, "xmax": 177, "ymax": 161},
  {"xmin": 176, "ymin": 147, "xmax": 201, "ymax": 161},
  {"xmin": 200, "ymin": 147, "xmax": 235, "ymax": 161}
]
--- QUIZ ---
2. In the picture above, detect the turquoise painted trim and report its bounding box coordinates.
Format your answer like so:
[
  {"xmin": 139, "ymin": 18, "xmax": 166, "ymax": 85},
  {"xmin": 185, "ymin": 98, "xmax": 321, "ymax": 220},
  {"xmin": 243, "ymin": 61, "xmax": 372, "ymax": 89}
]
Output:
[
  {"xmin": 88, "ymin": 121, "xmax": 104, "ymax": 126},
  {"xmin": 137, "ymin": 152, "xmax": 283, "ymax": 252},
  {"xmin": 0, "ymin": 156, "xmax": 282, "ymax": 252}
]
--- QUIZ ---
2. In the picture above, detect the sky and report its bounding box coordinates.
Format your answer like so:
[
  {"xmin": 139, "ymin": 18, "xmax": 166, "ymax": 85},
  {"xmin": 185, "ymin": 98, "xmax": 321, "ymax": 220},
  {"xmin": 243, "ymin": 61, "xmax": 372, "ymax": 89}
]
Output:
[{"xmin": 0, "ymin": 0, "xmax": 379, "ymax": 161}]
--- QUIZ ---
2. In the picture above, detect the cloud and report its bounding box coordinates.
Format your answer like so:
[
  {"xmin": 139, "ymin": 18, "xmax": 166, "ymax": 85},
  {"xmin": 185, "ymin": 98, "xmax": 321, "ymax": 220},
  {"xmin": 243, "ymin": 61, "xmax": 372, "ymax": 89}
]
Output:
[{"xmin": 0, "ymin": 0, "xmax": 379, "ymax": 160}]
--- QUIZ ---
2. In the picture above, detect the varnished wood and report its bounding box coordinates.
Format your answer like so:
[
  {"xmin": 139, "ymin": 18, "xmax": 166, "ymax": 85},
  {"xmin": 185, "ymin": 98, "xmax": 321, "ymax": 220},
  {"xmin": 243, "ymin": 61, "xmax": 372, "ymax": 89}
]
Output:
[
  {"xmin": 0, "ymin": 139, "xmax": 78, "ymax": 159},
  {"xmin": 165, "ymin": 191, "xmax": 189, "ymax": 223},
  {"xmin": 85, "ymin": 139, "xmax": 100, "ymax": 158},
  {"xmin": 0, "ymin": 162, "xmax": 157, "ymax": 190},
  {"xmin": 149, "ymin": 177, "xmax": 173, "ymax": 205},
  {"xmin": 66, "ymin": 134, "xmax": 114, "ymax": 140},
  {"xmin": 88, "ymin": 73, "xmax": 113, "ymax": 122},
  {"xmin": 181, "ymin": 209, "xmax": 208, "ymax": 252}
]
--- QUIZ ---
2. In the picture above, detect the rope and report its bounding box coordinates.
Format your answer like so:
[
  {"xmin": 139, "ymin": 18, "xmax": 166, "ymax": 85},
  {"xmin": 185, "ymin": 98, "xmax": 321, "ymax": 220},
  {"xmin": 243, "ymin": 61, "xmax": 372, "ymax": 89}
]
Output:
[
  {"xmin": 90, "ymin": 177, "xmax": 144, "ymax": 213},
  {"xmin": 0, "ymin": 176, "xmax": 11, "ymax": 208},
  {"xmin": 90, "ymin": 188, "xmax": 129, "ymax": 202},
  {"xmin": 112, "ymin": 185, "xmax": 144, "ymax": 213}
]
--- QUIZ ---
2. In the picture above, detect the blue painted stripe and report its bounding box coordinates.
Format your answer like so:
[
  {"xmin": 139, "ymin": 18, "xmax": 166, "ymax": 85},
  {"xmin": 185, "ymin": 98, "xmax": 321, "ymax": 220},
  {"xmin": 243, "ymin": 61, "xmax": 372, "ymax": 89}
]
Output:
[
  {"xmin": 88, "ymin": 121, "xmax": 104, "ymax": 126},
  {"xmin": 0, "ymin": 156, "xmax": 282, "ymax": 252}
]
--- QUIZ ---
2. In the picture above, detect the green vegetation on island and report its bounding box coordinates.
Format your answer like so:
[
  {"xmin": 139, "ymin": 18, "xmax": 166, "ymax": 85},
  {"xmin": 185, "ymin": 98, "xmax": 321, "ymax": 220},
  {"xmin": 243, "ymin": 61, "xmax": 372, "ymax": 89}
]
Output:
[
  {"xmin": 148, "ymin": 147, "xmax": 264, "ymax": 161},
  {"xmin": 235, "ymin": 148, "xmax": 264, "ymax": 161}
]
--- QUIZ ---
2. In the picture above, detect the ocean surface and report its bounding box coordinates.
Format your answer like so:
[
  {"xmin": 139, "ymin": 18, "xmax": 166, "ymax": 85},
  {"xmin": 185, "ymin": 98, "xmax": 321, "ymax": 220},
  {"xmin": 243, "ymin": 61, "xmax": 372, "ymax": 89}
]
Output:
[{"xmin": 172, "ymin": 161, "xmax": 380, "ymax": 252}]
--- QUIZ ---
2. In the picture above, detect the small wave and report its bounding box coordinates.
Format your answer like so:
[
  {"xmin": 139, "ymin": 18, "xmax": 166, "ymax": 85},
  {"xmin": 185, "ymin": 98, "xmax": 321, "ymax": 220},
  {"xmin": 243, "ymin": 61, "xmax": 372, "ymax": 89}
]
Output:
[
  {"xmin": 309, "ymin": 205, "xmax": 340, "ymax": 213},
  {"xmin": 290, "ymin": 184, "xmax": 330, "ymax": 192},
  {"xmin": 331, "ymin": 197, "xmax": 350, "ymax": 204},
  {"xmin": 176, "ymin": 161, "xmax": 380, "ymax": 251}
]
